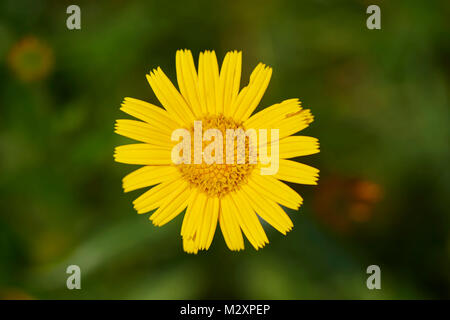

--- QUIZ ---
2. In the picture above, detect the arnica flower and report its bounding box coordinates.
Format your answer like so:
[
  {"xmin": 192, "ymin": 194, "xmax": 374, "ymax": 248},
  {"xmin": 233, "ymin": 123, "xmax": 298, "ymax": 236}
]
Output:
[{"xmin": 114, "ymin": 50, "xmax": 319, "ymax": 253}]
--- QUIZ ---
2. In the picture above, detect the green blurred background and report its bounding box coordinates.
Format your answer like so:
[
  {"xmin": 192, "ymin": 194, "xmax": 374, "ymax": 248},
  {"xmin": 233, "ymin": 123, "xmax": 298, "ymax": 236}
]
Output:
[{"xmin": 0, "ymin": 0, "xmax": 449, "ymax": 299}]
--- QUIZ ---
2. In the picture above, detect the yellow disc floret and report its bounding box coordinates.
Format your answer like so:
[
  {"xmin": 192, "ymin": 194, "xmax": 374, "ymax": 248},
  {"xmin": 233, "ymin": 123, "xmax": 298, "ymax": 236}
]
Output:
[{"xmin": 178, "ymin": 114, "xmax": 256, "ymax": 198}]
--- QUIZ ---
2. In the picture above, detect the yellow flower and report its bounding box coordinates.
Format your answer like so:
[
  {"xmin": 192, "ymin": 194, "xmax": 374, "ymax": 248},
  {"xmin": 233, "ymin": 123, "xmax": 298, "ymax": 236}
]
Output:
[{"xmin": 114, "ymin": 49, "xmax": 319, "ymax": 253}]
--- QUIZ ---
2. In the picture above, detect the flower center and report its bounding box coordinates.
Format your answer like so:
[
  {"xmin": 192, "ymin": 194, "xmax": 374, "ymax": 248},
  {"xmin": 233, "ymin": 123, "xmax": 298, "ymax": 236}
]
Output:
[{"xmin": 177, "ymin": 114, "xmax": 256, "ymax": 198}]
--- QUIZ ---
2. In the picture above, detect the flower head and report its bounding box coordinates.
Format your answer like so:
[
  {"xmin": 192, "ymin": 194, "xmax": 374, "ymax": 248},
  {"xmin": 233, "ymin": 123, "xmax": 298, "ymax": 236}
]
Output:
[{"xmin": 114, "ymin": 50, "xmax": 319, "ymax": 253}]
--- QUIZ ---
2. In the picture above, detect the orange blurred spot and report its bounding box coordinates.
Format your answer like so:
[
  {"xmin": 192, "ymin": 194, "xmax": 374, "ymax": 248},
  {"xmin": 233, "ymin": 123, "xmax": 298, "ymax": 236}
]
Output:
[
  {"xmin": 0, "ymin": 288, "xmax": 34, "ymax": 300},
  {"xmin": 8, "ymin": 36, "xmax": 53, "ymax": 82},
  {"xmin": 313, "ymin": 175, "xmax": 383, "ymax": 234}
]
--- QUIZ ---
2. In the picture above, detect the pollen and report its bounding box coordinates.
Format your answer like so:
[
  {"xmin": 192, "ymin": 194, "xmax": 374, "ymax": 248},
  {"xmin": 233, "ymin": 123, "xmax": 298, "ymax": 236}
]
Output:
[{"xmin": 177, "ymin": 114, "xmax": 256, "ymax": 198}]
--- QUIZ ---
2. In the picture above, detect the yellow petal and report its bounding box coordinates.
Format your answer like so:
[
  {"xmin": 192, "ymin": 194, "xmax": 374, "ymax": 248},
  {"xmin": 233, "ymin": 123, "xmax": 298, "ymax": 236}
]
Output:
[
  {"xmin": 244, "ymin": 98, "xmax": 301, "ymax": 130},
  {"xmin": 197, "ymin": 196, "xmax": 219, "ymax": 250},
  {"xmin": 181, "ymin": 189, "xmax": 199, "ymax": 235},
  {"xmin": 122, "ymin": 165, "xmax": 179, "ymax": 193},
  {"xmin": 198, "ymin": 50, "xmax": 220, "ymax": 115},
  {"xmin": 132, "ymin": 177, "xmax": 185, "ymax": 214},
  {"xmin": 183, "ymin": 235, "xmax": 199, "ymax": 254},
  {"xmin": 146, "ymin": 67, "xmax": 195, "ymax": 126},
  {"xmin": 120, "ymin": 97, "xmax": 178, "ymax": 135},
  {"xmin": 181, "ymin": 189, "xmax": 207, "ymax": 240},
  {"xmin": 275, "ymin": 159, "xmax": 320, "ymax": 185},
  {"xmin": 249, "ymin": 172, "xmax": 303, "ymax": 208},
  {"xmin": 114, "ymin": 119, "xmax": 174, "ymax": 148},
  {"xmin": 218, "ymin": 201, "xmax": 244, "ymax": 251},
  {"xmin": 240, "ymin": 184, "xmax": 293, "ymax": 234},
  {"xmin": 228, "ymin": 192, "xmax": 268, "ymax": 249},
  {"xmin": 176, "ymin": 49, "xmax": 204, "ymax": 117},
  {"xmin": 221, "ymin": 194, "xmax": 260, "ymax": 249},
  {"xmin": 182, "ymin": 194, "xmax": 219, "ymax": 252},
  {"xmin": 114, "ymin": 143, "xmax": 172, "ymax": 165},
  {"xmin": 220, "ymin": 51, "xmax": 242, "ymax": 117},
  {"xmin": 232, "ymin": 63, "xmax": 272, "ymax": 122},
  {"xmin": 150, "ymin": 182, "xmax": 191, "ymax": 226},
  {"xmin": 278, "ymin": 136, "xmax": 320, "ymax": 158},
  {"xmin": 276, "ymin": 109, "xmax": 314, "ymax": 140}
]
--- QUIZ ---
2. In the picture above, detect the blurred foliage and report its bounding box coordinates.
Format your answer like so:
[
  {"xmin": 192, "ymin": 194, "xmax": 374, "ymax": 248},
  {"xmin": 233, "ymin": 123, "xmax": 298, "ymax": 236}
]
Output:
[{"xmin": 0, "ymin": 0, "xmax": 449, "ymax": 299}]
